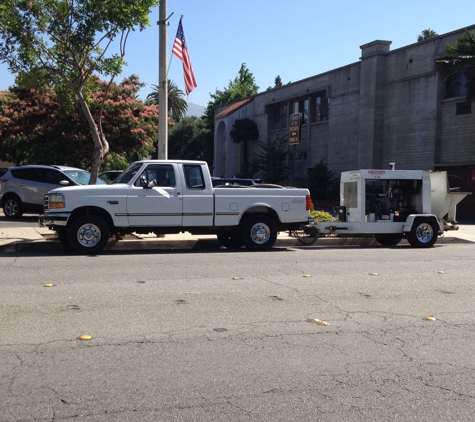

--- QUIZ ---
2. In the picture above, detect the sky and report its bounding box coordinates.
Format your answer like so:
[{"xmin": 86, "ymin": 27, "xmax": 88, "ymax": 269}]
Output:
[{"xmin": 1, "ymin": 0, "xmax": 475, "ymax": 108}]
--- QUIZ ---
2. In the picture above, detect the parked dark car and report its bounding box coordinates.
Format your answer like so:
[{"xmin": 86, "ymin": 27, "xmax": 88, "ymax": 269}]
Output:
[
  {"xmin": 0, "ymin": 165, "xmax": 105, "ymax": 218},
  {"xmin": 99, "ymin": 170, "xmax": 123, "ymax": 184},
  {"xmin": 211, "ymin": 177, "xmax": 263, "ymax": 187}
]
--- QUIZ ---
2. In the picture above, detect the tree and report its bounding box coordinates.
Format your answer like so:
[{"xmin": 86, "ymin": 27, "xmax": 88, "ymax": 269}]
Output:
[
  {"xmin": 0, "ymin": 75, "xmax": 157, "ymax": 167},
  {"xmin": 417, "ymin": 29, "xmax": 439, "ymax": 42},
  {"xmin": 229, "ymin": 118, "xmax": 259, "ymax": 176},
  {"xmin": 306, "ymin": 160, "xmax": 339, "ymax": 201},
  {"xmin": 168, "ymin": 116, "xmax": 212, "ymax": 163},
  {"xmin": 146, "ymin": 80, "xmax": 188, "ymax": 122},
  {"xmin": 251, "ymin": 135, "xmax": 288, "ymax": 184},
  {"xmin": 201, "ymin": 63, "xmax": 259, "ymax": 170},
  {"xmin": 0, "ymin": 0, "xmax": 159, "ymax": 182},
  {"xmin": 202, "ymin": 63, "xmax": 259, "ymax": 131},
  {"xmin": 446, "ymin": 30, "xmax": 475, "ymax": 102},
  {"xmin": 266, "ymin": 75, "xmax": 284, "ymax": 91}
]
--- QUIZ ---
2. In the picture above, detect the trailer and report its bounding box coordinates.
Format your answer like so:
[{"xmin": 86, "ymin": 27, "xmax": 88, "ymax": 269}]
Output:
[{"xmin": 307, "ymin": 166, "xmax": 471, "ymax": 248}]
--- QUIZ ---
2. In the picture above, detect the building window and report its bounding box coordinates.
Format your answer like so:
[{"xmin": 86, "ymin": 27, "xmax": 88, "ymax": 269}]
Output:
[
  {"xmin": 272, "ymin": 103, "xmax": 288, "ymax": 130},
  {"xmin": 445, "ymin": 66, "xmax": 468, "ymax": 99},
  {"xmin": 292, "ymin": 100, "xmax": 308, "ymax": 124},
  {"xmin": 456, "ymin": 102, "xmax": 471, "ymax": 115},
  {"xmin": 313, "ymin": 93, "xmax": 329, "ymax": 122}
]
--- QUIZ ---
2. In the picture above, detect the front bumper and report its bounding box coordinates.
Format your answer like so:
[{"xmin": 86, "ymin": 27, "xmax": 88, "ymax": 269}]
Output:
[{"xmin": 39, "ymin": 212, "xmax": 71, "ymax": 228}]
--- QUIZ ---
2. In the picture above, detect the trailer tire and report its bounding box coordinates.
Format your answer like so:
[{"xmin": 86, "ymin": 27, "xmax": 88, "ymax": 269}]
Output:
[
  {"xmin": 217, "ymin": 231, "xmax": 244, "ymax": 249},
  {"xmin": 241, "ymin": 215, "xmax": 277, "ymax": 251},
  {"xmin": 406, "ymin": 218, "xmax": 438, "ymax": 248},
  {"xmin": 374, "ymin": 233, "xmax": 403, "ymax": 247},
  {"xmin": 67, "ymin": 215, "xmax": 110, "ymax": 254}
]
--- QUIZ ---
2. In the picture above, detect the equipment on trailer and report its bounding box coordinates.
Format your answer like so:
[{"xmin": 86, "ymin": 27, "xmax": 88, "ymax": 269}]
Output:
[{"xmin": 305, "ymin": 165, "xmax": 470, "ymax": 248}]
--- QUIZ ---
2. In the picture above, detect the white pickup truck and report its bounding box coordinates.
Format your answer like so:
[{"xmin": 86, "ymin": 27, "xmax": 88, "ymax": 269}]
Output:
[{"xmin": 39, "ymin": 160, "xmax": 311, "ymax": 254}]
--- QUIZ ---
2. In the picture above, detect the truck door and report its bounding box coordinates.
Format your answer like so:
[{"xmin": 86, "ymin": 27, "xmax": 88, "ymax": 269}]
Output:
[
  {"xmin": 126, "ymin": 163, "xmax": 183, "ymax": 226},
  {"xmin": 181, "ymin": 164, "xmax": 214, "ymax": 226}
]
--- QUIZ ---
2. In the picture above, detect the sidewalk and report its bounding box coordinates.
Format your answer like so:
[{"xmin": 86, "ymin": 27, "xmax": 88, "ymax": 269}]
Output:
[{"xmin": 1, "ymin": 221, "xmax": 475, "ymax": 253}]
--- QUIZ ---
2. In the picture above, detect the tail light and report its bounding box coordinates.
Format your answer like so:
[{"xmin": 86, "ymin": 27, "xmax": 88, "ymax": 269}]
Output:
[
  {"xmin": 0, "ymin": 179, "xmax": 8, "ymax": 184},
  {"xmin": 306, "ymin": 195, "xmax": 312, "ymax": 211}
]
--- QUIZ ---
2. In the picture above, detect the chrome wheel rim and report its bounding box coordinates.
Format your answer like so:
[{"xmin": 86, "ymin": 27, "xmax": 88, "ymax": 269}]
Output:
[
  {"xmin": 250, "ymin": 222, "xmax": 270, "ymax": 244},
  {"xmin": 415, "ymin": 222, "xmax": 434, "ymax": 243},
  {"xmin": 77, "ymin": 223, "xmax": 102, "ymax": 247}
]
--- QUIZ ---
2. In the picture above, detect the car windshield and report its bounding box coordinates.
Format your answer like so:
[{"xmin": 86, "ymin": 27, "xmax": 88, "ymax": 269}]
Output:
[
  {"xmin": 113, "ymin": 162, "xmax": 143, "ymax": 184},
  {"xmin": 63, "ymin": 169, "xmax": 106, "ymax": 185}
]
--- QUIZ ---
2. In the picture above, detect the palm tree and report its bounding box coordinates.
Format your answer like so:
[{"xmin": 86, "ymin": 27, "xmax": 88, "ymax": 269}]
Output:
[
  {"xmin": 446, "ymin": 30, "xmax": 475, "ymax": 102},
  {"xmin": 230, "ymin": 118, "xmax": 259, "ymax": 176},
  {"xmin": 147, "ymin": 80, "xmax": 188, "ymax": 121},
  {"xmin": 417, "ymin": 29, "xmax": 439, "ymax": 42}
]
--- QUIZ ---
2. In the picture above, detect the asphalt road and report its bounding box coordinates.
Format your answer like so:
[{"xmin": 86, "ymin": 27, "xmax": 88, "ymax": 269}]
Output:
[{"xmin": 2, "ymin": 244, "xmax": 475, "ymax": 421}]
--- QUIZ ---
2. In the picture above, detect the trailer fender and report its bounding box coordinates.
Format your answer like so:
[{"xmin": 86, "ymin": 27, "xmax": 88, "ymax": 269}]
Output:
[{"xmin": 403, "ymin": 214, "xmax": 443, "ymax": 235}]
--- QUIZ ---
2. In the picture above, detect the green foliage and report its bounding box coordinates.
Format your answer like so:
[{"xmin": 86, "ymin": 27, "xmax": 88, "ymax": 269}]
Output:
[
  {"xmin": 251, "ymin": 135, "xmax": 288, "ymax": 184},
  {"xmin": 0, "ymin": 0, "xmax": 159, "ymax": 180},
  {"xmin": 168, "ymin": 116, "xmax": 213, "ymax": 164},
  {"xmin": 446, "ymin": 30, "xmax": 475, "ymax": 102},
  {"xmin": 146, "ymin": 80, "xmax": 188, "ymax": 122},
  {"xmin": 0, "ymin": 75, "xmax": 157, "ymax": 167},
  {"xmin": 230, "ymin": 118, "xmax": 259, "ymax": 175},
  {"xmin": 310, "ymin": 210, "xmax": 333, "ymax": 222},
  {"xmin": 307, "ymin": 160, "xmax": 339, "ymax": 201},
  {"xmin": 202, "ymin": 63, "xmax": 259, "ymax": 132},
  {"xmin": 417, "ymin": 29, "xmax": 438, "ymax": 42}
]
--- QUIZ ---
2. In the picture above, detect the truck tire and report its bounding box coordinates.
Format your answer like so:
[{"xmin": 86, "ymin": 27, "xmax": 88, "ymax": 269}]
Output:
[
  {"xmin": 241, "ymin": 215, "xmax": 277, "ymax": 251},
  {"xmin": 217, "ymin": 231, "xmax": 244, "ymax": 249},
  {"xmin": 57, "ymin": 227, "xmax": 71, "ymax": 250},
  {"xmin": 67, "ymin": 215, "xmax": 110, "ymax": 254},
  {"xmin": 3, "ymin": 195, "xmax": 23, "ymax": 218},
  {"xmin": 406, "ymin": 218, "xmax": 439, "ymax": 248},
  {"xmin": 374, "ymin": 233, "xmax": 403, "ymax": 247}
]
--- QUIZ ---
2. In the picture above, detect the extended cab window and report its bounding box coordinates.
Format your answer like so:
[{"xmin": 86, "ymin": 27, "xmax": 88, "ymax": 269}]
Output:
[{"xmin": 184, "ymin": 165, "xmax": 205, "ymax": 189}]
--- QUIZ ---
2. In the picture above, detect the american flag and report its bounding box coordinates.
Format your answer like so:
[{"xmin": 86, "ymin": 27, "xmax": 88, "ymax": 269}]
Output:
[{"xmin": 172, "ymin": 19, "xmax": 197, "ymax": 97}]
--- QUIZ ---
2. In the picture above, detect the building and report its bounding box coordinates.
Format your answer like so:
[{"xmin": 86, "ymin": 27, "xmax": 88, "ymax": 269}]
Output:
[{"xmin": 214, "ymin": 25, "xmax": 475, "ymax": 218}]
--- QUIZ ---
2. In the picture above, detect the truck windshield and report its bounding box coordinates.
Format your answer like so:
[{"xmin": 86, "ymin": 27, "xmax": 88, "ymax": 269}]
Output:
[{"xmin": 113, "ymin": 163, "xmax": 143, "ymax": 184}]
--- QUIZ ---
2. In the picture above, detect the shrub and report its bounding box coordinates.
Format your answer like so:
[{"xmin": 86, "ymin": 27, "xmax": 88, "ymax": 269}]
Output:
[{"xmin": 310, "ymin": 210, "xmax": 333, "ymax": 222}]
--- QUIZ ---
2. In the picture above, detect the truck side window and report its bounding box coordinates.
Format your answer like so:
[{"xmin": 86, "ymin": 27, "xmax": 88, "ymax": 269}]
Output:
[
  {"xmin": 134, "ymin": 164, "xmax": 176, "ymax": 187},
  {"xmin": 183, "ymin": 165, "xmax": 205, "ymax": 189}
]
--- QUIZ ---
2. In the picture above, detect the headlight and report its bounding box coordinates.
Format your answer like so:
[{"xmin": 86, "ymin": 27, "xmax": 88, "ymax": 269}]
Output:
[{"xmin": 48, "ymin": 193, "xmax": 65, "ymax": 208}]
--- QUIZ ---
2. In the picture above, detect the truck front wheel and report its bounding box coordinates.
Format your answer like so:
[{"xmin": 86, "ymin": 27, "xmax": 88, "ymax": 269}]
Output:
[
  {"xmin": 406, "ymin": 218, "xmax": 439, "ymax": 248},
  {"xmin": 241, "ymin": 215, "xmax": 277, "ymax": 251},
  {"xmin": 67, "ymin": 215, "xmax": 110, "ymax": 254}
]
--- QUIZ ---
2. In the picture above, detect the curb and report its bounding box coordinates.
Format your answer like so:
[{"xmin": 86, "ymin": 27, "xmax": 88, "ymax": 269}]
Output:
[{"xmin": 0, "ymin": 234, "xmax": 471, "ymax": 253}]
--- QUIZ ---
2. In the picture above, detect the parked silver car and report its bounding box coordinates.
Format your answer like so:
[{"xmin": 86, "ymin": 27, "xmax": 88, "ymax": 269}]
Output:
[{"xmin": 0, "ymin": 165, "xmax": 105, "ymax": 218}]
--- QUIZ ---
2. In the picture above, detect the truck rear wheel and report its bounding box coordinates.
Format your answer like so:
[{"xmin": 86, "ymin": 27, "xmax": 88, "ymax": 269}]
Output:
[
  {"xmin": 241, "ymin": 215, "xmax": 277, "ymax": 251},
  {"xmin": 217, "ymin": 231, "xmax": 244, "ymax": 249},
  {"xmin": 67, "ymin": 215, "xmax": 110, "ymax": 254},
  {"xmin": 374, "ymin": 233, "xmax": 403, "ymax": 247},
  {"xmin": 406, "ymin": 218, "xmax": 438, "ymax": 248}
]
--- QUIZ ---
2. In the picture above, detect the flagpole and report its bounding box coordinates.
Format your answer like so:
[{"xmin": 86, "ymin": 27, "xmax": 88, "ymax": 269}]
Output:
[{"xmin": 157, "ymin": 1, "xmax": 168, "ymax": 159}]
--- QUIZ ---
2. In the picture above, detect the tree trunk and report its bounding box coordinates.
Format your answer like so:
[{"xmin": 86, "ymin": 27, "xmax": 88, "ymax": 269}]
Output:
[{"xmin": 75, "ymin": 89, "xmax": 109, "ymax": 184}]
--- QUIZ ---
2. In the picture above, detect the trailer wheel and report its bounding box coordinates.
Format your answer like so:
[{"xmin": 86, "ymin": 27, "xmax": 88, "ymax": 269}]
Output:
[
  {"xmin": 217, "ymin": 231, "xmax": 244, "ymax": 249},
  {"xmin": 67, "ymin": 215, "xmax": 110, "ymax": 254},
  {"xmin": 241, "ymin": 215, "xmax": 277, "ymax": 251},
  {"xmin": 407, "ymin": 218, "xmax": 439, "ymax": 248},
  {"xmin": 374, "ymin": 233, "xmax": 403, "ymax": 247}
]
